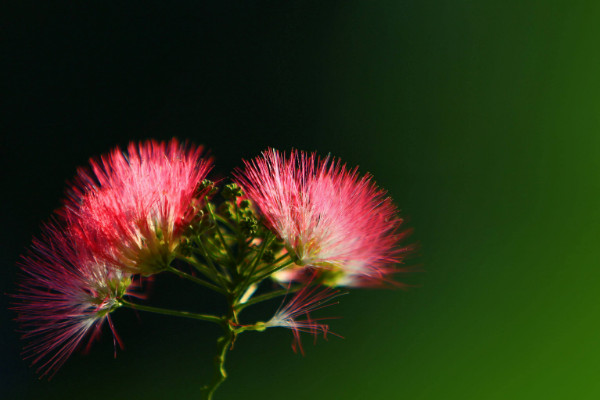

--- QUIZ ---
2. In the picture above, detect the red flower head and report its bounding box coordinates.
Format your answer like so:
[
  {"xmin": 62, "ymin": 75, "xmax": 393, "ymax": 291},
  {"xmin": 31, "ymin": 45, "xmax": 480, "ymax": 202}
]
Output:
[
  {"xmin": 235, "ymin": 149, "xmax": 410, "ymax": 287},
  {"xmin": 13, "ymin": 222, "xmax": 135, "ymax": 379},
  {"xmin": 67, "ymin": 139, "xmax": 212, "ymax": 275}
]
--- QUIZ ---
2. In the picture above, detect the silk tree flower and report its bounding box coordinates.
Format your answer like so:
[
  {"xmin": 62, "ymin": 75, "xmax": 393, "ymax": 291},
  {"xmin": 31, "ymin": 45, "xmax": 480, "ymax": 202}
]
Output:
[
  {"xmin": 67, "ymin": 139, "xmax": 213, "ymax": 276},
  {"xmin": 235, "ymin": 149, "xmax": 409, "ymax": 287},
  {"xmin": 13, "ymin": 222, "xmax": 135, "ymax": 379},
  {"xmin": 264, "ymin": 284, "xmax": 341, "ymax": 354}
]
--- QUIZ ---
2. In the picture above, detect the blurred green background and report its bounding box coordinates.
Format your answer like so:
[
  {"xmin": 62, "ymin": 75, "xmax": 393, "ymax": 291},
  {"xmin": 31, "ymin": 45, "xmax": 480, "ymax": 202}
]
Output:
[{"xmin": 2, "ymin": 1, "xmax": 600, "ymax": 399}]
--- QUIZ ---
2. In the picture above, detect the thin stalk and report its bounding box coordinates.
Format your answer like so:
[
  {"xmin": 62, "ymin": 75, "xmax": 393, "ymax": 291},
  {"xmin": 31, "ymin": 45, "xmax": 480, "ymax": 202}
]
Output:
[
  {"xmin": 250, "ymin": 258, "xmax": 295, "ymax": 285},
  {"xmin": 238, "ymin": 233, "xmax": 273, "ymax": 294},
  {"xmin": 206, "ymin": 201, "xmax": 236, "ymax": 266},
  {"xmin": 235, "ymin": 285, "xmax": 304, "ymax": 311},
  {"xmin": 120, "ymin": 299, "xmax": 222, "ymax": 324},
  {"xmin": 234, "ymin": 323, "xmax": 267, "ymax": 334},
  {"xmin": 204, "ymin": 294, "xmax": 238, "ymax": 400},
  {"xmin": 166, "ymin": 265, "xmax": 226, "ymax": 294},
  {"xmin": 204, "ymin": 325, "xmax": 234, "ymax": 400},
  {"xmin": 238, "ymin": 283, "xmax": 258, "ymax": 305},
  {"xmin": 232, "ymin": 200, "xmax": 246, "ymax": 274},
  {"xmin": 233, "ymin": 200, "xmax": 241, "ymax": 226},
  {"xmin": 196, "ymin": 237, "xmax": 231, "ymax": 288},
  {"xmin": 272, "ymin": 252, "xmax": 289, "ymax": 265},
  {"xmin": 175, "ymin": 253, "xmax": 219, "ymax": 283},
  {"xmin": 214, "ymin": 214, "xmax": 237, "ymax": 233}
]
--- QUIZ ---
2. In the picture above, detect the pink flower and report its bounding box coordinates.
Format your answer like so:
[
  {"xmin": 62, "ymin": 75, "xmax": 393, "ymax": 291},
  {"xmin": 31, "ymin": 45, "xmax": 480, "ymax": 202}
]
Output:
[
  {"xmin": 13, "ymin": 222, "xmax": 135, "ymax": 379},
  {"xmin": 235, "ymin": 149, "xmax": 410, "ymax": 287},
  {"xmin": 265, "ymin": 284, "xmax": 341, "ymax": 354},
  {"xmin": 67, "ymin": 139, "xmax": 212, "ymax": 275}
]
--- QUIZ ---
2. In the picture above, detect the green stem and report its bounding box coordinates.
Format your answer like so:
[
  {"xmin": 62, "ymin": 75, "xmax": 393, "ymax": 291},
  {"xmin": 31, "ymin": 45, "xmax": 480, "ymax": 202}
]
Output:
[
  {"xmin": 197, "ymin": 237, "xmax": 231, "ymax": 288},
  {"xmin": 206, "ymin": 201, "xmax": 236, "ymax": 266},
  {"xmin": 233, "ymin": 200, "xmax": 241, "ymax": 226},
  {"xmin": 204, "ymin": 292, "xmax": 240, "ymax": 400},
  {"xmin": 237, "ymin": 233, "xmax": 273, "ymax": 295},
  {"xmin": 232, "ymin": 201, "xmax": 246, "ymax": 274},
  {"xmin": 166, "ymin": 265, "xmax": 226, "ymax": 294},
  {"xmin": 204, "ymin": 323, "xmax": 235, "ymax": 400},
  {"xmin": 174, "ymin": 254, "xmax": 220, "ymax": 284},
  {"xmin": 214, "ymin": 214, "xmax": 237, "ymax": 233},
  {"xmin": 235, "ymin": 285, "xmax": 303, "ymax": 311},
  {"xmin": 272, "ymin": 252, "xmax": 289, "ymax": 265},
  {"xmin": 120, "ymin": 299, "xmax": 222, "ymax": 324},
  {"xmin": 250, "ymin": 258, "xmax": 295, "ymax": 284},
  {"xmin": 235, "ymin": 322, "xmax": 267, "ymax": 334}
]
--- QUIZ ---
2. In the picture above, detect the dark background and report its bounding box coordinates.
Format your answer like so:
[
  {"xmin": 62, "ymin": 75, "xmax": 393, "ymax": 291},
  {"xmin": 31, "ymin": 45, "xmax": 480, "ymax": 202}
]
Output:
[{"xmin": 2, "ymin": 1, "xmax": 600, "ymax": 399}]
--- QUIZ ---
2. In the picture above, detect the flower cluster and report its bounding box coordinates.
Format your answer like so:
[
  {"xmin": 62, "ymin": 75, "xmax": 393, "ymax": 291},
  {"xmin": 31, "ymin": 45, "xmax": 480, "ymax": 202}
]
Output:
[
  {"xmin": 15, "ymin": 139, "xmax": 210, "ymax": 377},
  {"xmin": 14, "ymin": 139, "xmax": 412, "ymax": 398},
  {"xmin": 14, "ymin": 222, "xmax": 135, "ymax": 378},
  {"xmin": 235, "ymin": 148, "xmax": 410, "ymax": 287},
  {"xmin": 67, "ymin": 140, "xmax": 213, "ymax": 275}
]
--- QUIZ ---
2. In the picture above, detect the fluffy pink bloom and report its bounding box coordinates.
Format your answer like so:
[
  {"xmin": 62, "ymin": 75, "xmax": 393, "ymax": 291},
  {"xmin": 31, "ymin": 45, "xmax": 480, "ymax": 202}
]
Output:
[
  {"xmin": 67, "ymin": 139, "xmax": 212, "ymax": 275},
  {"xmin": 13, "ymin": 222, "xmax": 135, "ymax": 379},
  {"xmin": 265, "ymin": 284, "xmax": 341, "ymax": 354},
  {"xmin": 235, "ymin": 149, "xmax": 410, "ymax": 286}
]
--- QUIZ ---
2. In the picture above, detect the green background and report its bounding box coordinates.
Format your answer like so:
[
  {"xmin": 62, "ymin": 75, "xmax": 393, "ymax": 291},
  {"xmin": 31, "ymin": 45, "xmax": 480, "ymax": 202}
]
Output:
[{"xmin": 2, "ymin": 1, "xmax": 599, "ymax": 399}]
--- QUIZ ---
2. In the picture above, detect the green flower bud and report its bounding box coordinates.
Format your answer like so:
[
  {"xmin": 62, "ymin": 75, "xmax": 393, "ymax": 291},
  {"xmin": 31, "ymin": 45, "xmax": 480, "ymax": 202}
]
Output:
[
  {"xmin": 240, "ymin": 216, "xmax": 258, "ymax": 236},
  {"xmin": 222, "ymin": 183, "xmax": 243, "ymax": 200},
  {"xmin": 239, "ymin": 199, "xmax": 251, "ymax": 209},
  {"xmin": 262, "ymin": 249, "xmax": 275, "ymax": 263}
]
